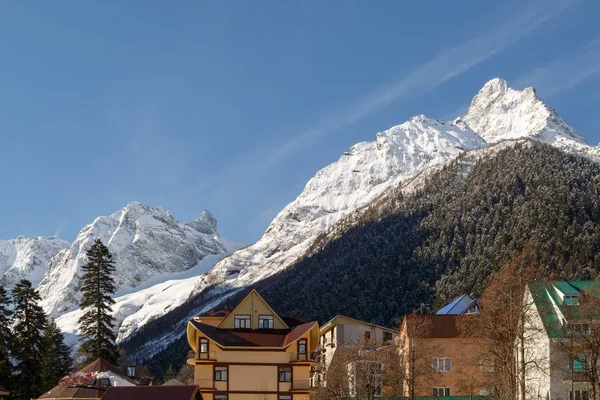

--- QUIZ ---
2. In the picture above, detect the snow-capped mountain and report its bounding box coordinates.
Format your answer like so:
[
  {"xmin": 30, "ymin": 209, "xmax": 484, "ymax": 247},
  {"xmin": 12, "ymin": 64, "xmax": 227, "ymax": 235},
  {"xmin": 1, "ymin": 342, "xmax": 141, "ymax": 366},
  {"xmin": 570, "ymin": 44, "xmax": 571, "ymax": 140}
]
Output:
[
  {"xmin": 118, "ymin": 77, "xmax": 600, "ymax": 359},
  {"xmin": 0, "ymin": 236, "xmax": 69, "ymax": 289},
  {"xmin": 37, "ymin": 202, "xmax": 227, "ymax": 317},
  {"xmin": 188, "ymin": 78, "xmax": 596, "ymax": 303},
  {"xmin": 464, "ymin": 78, "xmax": 590, "ymax": 150}
]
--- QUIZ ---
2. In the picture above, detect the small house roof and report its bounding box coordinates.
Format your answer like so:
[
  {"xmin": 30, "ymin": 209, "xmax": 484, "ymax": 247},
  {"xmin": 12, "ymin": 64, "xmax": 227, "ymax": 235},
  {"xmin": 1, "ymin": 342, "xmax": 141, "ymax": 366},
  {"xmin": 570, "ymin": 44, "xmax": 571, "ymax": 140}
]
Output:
[{"xmin": 101, "ymin": 385, "xmax": 201, "ymax": 400}]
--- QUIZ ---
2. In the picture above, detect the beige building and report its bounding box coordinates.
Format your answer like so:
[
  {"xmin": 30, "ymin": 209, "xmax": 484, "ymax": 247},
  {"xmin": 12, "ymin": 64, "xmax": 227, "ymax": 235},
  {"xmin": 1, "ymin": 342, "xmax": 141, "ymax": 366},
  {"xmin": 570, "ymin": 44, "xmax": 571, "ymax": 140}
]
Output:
[
  {"xmin": 186, "ymin": 289, "xmax": 320, "ymax": 400},
  {"xmin": 315, "ymin": 315, "xmax": 398, "ymax": 391},
  {"xmin": 398, "ymin": 314, "xmax": 489, "ymax": 398}
]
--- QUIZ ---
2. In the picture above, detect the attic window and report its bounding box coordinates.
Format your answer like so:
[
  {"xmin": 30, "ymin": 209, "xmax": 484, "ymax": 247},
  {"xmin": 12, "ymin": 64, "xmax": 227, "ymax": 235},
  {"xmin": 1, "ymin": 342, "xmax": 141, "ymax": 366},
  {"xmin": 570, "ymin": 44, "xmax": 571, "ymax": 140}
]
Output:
[
  {"xmin": 258, "ymin": 315, "xmax": 274, "ymax": 329},
  {"xmin": 234, "ymin": 315, "xmax": 251, "ymax": 329},
  {"xmin": 565, "ymin": 296, "xmax": 579, "ymax": 305},
  {"xmin": 127, "ymin": 366, "xmax": 135, "ymax": 377}
]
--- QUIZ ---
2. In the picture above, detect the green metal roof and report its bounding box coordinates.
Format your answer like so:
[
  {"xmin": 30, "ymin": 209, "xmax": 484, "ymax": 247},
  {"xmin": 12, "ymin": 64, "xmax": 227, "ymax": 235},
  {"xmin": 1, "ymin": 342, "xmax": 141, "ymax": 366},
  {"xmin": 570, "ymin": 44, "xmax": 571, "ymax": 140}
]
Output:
[{"xmin": 528, "ymin": 280, "xmax": 600, "ymax": 338}]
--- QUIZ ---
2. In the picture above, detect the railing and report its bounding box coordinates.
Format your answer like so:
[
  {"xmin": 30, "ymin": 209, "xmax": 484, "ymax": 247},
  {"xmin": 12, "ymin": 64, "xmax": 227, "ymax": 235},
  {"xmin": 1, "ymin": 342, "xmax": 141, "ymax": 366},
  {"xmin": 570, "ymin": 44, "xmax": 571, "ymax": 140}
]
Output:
[
  {"xmin": 292, "ymin": 380, "xmax": 316, "ymax": 390},
  {"xmin": 186, "ymin": 350, "xmax": 217, "ymax": 361}
]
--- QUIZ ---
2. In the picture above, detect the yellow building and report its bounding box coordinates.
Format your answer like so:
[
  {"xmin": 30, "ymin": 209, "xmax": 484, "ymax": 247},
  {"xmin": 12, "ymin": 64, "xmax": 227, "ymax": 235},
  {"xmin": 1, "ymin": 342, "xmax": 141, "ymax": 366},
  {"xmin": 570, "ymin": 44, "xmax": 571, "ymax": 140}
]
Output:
[{"xmin": 186, "ymin": 289, "xmax": 320, "ymax": 400}]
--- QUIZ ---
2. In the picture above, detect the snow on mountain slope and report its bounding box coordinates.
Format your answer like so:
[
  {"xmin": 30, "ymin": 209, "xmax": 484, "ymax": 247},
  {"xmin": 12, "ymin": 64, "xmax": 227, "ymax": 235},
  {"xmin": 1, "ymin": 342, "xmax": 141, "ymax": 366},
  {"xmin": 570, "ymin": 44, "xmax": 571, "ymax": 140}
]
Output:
[
  {"xmin": 189, "ymin": 116, "xmax": 487, "ymax": 297},
  {"xmin": 117, "ymin": 78, "xmax": 600, "ymax": 358},
  {"xmin": 0, "ymin": 236, "xmax": 69, "ymax": 289},
  {"xmin": 464, "ymin": 78, "xmax": 592, "ymax": 152},
  {"xmin": 38, "ymin": 202, "xmax": 226, "ymax": 317}
]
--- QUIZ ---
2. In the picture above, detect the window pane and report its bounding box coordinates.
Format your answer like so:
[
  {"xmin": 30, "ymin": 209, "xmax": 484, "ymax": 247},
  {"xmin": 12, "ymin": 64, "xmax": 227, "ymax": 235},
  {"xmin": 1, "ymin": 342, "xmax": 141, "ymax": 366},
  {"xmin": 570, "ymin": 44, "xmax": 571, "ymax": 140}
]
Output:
[
  {"xmin": 445, "ymin": 388, "xmax": 451, "ymax": 396},
  {"xmin": 445, "ymin": 358, "xmax": 451, "ymax": 371},
  {"xmin": 433, "ymin": 388, "xmax": 438, "ymax": 397},
  {"xmin": 576, "ymin": 391, "xmax": 581, "ymax": 400}
]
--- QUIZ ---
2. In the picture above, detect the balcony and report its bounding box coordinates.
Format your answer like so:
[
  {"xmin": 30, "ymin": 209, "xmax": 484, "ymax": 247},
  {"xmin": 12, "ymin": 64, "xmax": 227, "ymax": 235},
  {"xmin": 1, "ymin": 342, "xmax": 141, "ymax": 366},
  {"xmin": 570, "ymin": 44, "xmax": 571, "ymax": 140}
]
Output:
[
  {"xmin": 290, "ymin": 352, "xmax": 318, "ymax": 365},
  {"xmin": 186, "ymin": 350, "xmax": 217, "ymax": 364},
  {"xmin": 291, "ymin": 380, "xmax": 317, "ymax": 392}
]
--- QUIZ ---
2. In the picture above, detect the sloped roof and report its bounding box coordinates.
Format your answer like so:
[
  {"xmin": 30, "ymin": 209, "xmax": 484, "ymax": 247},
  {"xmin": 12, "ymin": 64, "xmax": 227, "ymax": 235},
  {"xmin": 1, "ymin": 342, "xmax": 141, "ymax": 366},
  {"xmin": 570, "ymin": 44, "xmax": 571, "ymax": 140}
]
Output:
[
  {"xmin": 39, "ymin": 385, "xmax": 107, "ymax": 399},
  {"xmin": 79, "ymin": 359, "xmax": 135, "ymax": 385},
  {"xmin": 319, "ymin": 314, "xmax": 397, "ymax": 335},
  {"xmin": 528, "ymin": 280, "xmax": 600, "ymax": 338},
  {"xmin": 101, "ymin": 386, "xmax": 200, "ymax": 400},
  {"xmin": 190, "ymin": 319, "xmax": 317, "ymax": 348},
  {"xmin": 436, "ymin": 294, "xmax": 479, "ymax": 315},
  {"xmin": 0, "ymin": 386, "xmax": 8, "ymax": 396},
  {"xmin": 162, "ymin": 379, "xmax": 184, "ymax": 386}
]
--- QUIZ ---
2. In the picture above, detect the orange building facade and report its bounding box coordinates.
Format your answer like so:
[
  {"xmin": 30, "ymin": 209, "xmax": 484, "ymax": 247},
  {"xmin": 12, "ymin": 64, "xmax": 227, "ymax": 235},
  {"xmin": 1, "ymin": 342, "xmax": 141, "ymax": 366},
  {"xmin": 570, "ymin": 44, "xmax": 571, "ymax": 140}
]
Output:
[{"xmin": 186, "ymin": 290, "xmax": 320, "ymax": 400}]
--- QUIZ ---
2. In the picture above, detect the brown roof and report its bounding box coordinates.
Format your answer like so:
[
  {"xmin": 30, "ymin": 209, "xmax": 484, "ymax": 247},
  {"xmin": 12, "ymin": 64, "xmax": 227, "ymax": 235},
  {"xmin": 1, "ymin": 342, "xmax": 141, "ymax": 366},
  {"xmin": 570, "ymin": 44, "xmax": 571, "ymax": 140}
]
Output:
[
  {"xmin": 403, "ymin": 314, "xmax": 476, "ymax": 338},
  {"xmin": 38, "ymin": 385, "xmax": 107, "ymax": 399},
  {"xmin": 190, "ymin": 320, "xmax": 317, "ymax": 348},
  {"xmin": 0, "ymin": 387, "xmax": 8, "ymax": 396},
  {"xmin": 101, "ymin": 386, "xmax": 200, "ymax": 400}
]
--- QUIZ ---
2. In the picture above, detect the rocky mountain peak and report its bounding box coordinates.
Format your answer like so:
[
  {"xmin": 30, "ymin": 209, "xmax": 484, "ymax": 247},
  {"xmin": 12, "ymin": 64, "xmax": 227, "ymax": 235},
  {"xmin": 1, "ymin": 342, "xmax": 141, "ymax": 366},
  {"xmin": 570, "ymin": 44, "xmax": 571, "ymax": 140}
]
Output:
[{"xmin": 464, "ymin": 78, "xmax": 586, "ymax": 146}]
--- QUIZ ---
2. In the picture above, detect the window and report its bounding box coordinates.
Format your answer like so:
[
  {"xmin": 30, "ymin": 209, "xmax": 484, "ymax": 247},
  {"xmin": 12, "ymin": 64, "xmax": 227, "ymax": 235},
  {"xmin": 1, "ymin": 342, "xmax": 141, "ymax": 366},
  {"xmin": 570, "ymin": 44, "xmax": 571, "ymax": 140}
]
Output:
[
  {"xmin": 215, "ymin": 366, "xmax": 228, "ymax": 381},
  {"xmin": 279, "ymin": 396, "xmax": 292, "ymax": 400},
  {"xmin": 200, "ymin": 338, "xmax": 208, "ymax": 353},
  {"xmin": 234, "ymin": 314, "xmax": 251, "ymax": 328},
  {"xmin": 383, "ymin": 331, "xmax": 392, "ymax": 342},
  {"xmin": 99, "ymin": 378, "xmax": 110, "ymax": 387},
  {"xmin": 215, "ymin": 395, "xmax": 228, "ymax": 400},
  {"xmin": 480, "ymin": 358, "xmax": 495, "ymax": 372},
  {"xmin": 433, "ymin": 387, "xmax": 451, "ymax": 397},
  {"xmin": 298, "ymin": 339, "xmax": 307, "ymax": 354},
  {"xmin": 432, "ymin": 358, "xmax": 451, "ymax": 372},
  {"xmin": 569, "ymin": 354, "xmax": 588, "ymax": 372},
  {"xmin": 126, "ymin": 366, "xmax": 136, "ymax": 377},
  {"xmin": 258, "ymin": 315, "xmax": 274, "ymax": 329},
  {"xmin": 565, "ymin": 295, "xmax": 579, "ymax": 305},
  {"xmin": 569, "ymin": 323, "xmax": 591, "ymax": 335},
  {"xmin": 279, "ymin": 366, "xmax": 292, "ymax": 382},
  {"xmin": 364, "ymin": 330, "xmax": 371, "ymax": 340},
  {"xmin": 570, "ymin": 390, "xmax": 589, "ymax": 400}
]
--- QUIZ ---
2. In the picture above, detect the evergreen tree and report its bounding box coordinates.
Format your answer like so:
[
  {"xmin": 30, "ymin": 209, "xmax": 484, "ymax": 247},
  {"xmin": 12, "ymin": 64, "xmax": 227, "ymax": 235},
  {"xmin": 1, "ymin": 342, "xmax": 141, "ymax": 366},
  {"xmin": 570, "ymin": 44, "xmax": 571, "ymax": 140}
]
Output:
[
  {"xmin": 41, "ymin": 320, "xmax": 73, "ymax": 391},
  {"xmin": 11, "ymin": 279, "xmax": 48, "ymax": 400},
  {"xmin": 78, "ymin": 239, "xmax": 119, "ymax": 364},
  {"xmin": 164, "ymin": 364, "xmax": 175, "ymax": 381},
  {"xmin": 0, "ymin": 286, "xmax": 13, "ymax": 392}
]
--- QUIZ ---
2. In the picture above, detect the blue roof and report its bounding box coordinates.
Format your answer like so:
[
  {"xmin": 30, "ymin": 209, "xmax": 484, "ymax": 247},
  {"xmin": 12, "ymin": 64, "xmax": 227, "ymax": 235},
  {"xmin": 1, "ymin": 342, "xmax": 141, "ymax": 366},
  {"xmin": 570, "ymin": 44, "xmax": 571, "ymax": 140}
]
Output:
[{"xmin": 436, "ymin": 294, "xmax": 479, "ymax": 315}]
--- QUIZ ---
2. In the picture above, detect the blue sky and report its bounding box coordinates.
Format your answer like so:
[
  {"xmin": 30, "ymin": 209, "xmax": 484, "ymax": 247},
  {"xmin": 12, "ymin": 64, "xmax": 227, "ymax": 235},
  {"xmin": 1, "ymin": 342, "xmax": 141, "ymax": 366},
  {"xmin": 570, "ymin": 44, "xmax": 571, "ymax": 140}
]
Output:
[{"xmin": 1, "ymin": 0, "xmax": 600, "ymax": 245}]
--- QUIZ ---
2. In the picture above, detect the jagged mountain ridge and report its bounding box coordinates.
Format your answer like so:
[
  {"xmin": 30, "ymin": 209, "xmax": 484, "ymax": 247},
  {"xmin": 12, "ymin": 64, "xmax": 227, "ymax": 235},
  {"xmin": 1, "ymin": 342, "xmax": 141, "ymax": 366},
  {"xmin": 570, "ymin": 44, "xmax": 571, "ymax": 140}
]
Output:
[
  {"xmin": 118, "ymin": 78, "xmax": 600, "ymax": 362},
  {"xmin": 0, "ymin": 236, "xmax": 69, "ymax": 289},
  {"xmin": 37, "ymin": 202, "xmax": 227, "ymax": 317}
]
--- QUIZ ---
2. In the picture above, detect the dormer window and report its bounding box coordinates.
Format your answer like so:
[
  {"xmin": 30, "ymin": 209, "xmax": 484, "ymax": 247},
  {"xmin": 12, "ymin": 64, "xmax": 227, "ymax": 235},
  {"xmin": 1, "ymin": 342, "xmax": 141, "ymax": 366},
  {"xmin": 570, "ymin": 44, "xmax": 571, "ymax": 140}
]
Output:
[
  {"xmin": 234, "ymin": 315, "xmax": 251, "ymax": 329},
  {"xmin": 258, "ymin": 315, "xmax": 274, "ymax": 329},
  {"xmin": 565, "ymin": 296, "xmax": 579, "ymax": 305}
]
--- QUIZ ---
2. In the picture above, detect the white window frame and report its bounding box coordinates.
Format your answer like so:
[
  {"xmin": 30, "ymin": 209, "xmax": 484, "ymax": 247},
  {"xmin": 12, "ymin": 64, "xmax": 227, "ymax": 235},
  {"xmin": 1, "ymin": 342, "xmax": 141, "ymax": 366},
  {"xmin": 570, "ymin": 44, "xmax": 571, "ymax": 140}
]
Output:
[
  {"xmin": 234, "ymin": 314, "xmax": 251, "ymax": 329},
  {"xmin": 215, "ymin": 366, "xmax": 228, "ymax": 381},
  {"xmin": 569, "ymin": 390, "xmax": 589, "ymax": 400},
  {"xmin": 432, "ymin": 357, "xmax": 451, "ymax": 372},
  {"xmin": 433, "ymin": 387, "xmax": 451, "ymax": 397},
  {"xmin": 258, "ymin": 315, "xmax": 274, "ymax": 329}
]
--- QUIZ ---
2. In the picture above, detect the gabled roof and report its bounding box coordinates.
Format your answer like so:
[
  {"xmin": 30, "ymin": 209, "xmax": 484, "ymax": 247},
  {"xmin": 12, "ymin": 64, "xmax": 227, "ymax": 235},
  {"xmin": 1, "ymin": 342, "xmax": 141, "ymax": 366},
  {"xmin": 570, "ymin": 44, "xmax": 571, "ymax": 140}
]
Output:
[
  {"xmin": 190, "ymin": 319, "xmax": 317, "ymax": 348},
  {"xmin": 319, "ymin": 314, "xmax": 397, "ymax": 335},
  {"xmin": 79, "ymin": 358, "xmax": 135, "ymax": 385},
  {"xmin": 528, "ymin": 280, "xmax": 600, "ymax": 338},
  {"xmin": 217, "ymin": 289, "xmax": 289, "ymax": 329},
  {"xmin": 162, "ymin": 379, "xmax": 184, "ymax": 386},
  {"xmin": 101, "ymin": 386, "xmax": 200, "ymax": 400}
]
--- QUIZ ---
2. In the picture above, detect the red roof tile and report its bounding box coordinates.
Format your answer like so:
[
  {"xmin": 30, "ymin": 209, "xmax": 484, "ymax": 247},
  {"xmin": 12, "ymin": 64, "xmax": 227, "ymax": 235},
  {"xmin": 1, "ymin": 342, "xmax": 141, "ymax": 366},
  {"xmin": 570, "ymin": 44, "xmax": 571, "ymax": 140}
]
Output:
[{"xmin": 101, "ymin": 386, "xmax": 200, "ymax": 400}]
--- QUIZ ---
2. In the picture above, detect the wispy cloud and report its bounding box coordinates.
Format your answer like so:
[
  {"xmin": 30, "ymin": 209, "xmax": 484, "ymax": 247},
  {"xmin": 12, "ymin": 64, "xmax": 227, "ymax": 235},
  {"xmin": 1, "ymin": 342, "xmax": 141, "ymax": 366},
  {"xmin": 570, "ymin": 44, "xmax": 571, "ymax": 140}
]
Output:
[
  {"xmin": 513, "ymin": 41, "xmax": 600, "ymax": 98},
  {"xmin": 209, "ymin": 0, "xmax": 574, "ymax": 201}
]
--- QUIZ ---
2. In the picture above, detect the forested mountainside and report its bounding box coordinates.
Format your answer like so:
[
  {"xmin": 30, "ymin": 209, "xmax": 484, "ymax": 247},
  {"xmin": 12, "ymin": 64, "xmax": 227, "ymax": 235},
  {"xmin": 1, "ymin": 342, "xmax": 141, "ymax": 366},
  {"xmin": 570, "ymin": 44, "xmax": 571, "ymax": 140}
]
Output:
[{"xmin": 126, "ymin": 142, "xmax": 600, "ymax": 378}]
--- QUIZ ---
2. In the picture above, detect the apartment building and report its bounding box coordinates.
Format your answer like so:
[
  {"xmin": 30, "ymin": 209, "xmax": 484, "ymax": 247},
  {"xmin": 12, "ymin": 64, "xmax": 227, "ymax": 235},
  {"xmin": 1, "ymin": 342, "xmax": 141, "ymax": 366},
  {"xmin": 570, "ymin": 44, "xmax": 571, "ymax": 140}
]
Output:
[
  {"xmin": 186, "ymin": 289, "xmax": 320, "ymax": 400},
  {"xmin": 519, "ymin": 280, "xmax": 600, "ymax": 400}
]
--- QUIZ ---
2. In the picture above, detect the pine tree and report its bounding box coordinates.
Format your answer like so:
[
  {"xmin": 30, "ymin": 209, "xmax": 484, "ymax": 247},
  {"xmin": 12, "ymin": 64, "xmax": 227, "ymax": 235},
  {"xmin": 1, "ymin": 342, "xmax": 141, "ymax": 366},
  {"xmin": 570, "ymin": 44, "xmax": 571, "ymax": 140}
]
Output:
[
  {"xmin": 41, "ymin": 320, "xmax": 73, "ymax": 391},
  {"xmin": 11, "ymin": 279, "xmax": 48, "ymax": 400},
  {"xmin": 78, "ymin": 239, "xmax": 119, "ymax": 364},
  {"xmin": 164, "ymin": 364, "xmax": 175, "ymax": 381},
  {"xmin": 0, "ymin": 286, "xmax": 13, "ymax": 392}
]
